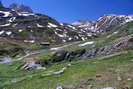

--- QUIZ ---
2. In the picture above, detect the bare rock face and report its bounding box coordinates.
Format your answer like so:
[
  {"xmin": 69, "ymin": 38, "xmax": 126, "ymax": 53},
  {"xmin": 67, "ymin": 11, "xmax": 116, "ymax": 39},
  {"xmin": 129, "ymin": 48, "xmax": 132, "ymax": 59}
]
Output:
[
  {"xmin": 73, "ymin": 14, "xmax": 133, "ymax": 36},
  {"xmin": 0, "ymin": 2, "xmax": 96, "ymax": 43},
  {"xmin": 51, "ymin": 35, "xmax": 133, "ymax": 62},
  {"xmin": 20, "ymin": 60, "xmax": 46, "ymax": 70},
  {"xmin": 81, "ymin": 34, "xmax": 133, "ymax": 58},
  {"xmin": 52, "ymin": 50, "xmax": 68, "ymax": 62},
  {"xmin": 93, "ymin": 14, "xmax": 132, "ymax": 34},
  {"xmin": 72, "ymin": 20, "xmax": 94, "ymax": 29}
]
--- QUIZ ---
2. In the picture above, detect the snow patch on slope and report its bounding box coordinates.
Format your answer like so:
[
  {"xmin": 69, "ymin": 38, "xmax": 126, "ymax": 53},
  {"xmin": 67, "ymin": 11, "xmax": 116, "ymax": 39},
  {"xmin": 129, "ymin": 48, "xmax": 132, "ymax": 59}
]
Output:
[
  {"xmin": 0, "ymin": 23, "xmax": 11, "ymax": 27},
  {"xmin": 37, "ymin": 24, "xmax": 44, "ymax": 27},
  {"xmin": 18, "ymin": 12, "xmax": 35, "ymax": 16},
  {"xmin": 48, "ymin": 23, "xmax": 58, "ymax": 28},
  {"xmin": 0, "ymin": 11, "xmax": 11, "ymax": 17},
  {"xmin": 78, "ymin": 41, "xmax": 94, "ymax": 47},
  {"xmin": 9, "ymin": 17, "xmax": 16, "ymax": 22}
]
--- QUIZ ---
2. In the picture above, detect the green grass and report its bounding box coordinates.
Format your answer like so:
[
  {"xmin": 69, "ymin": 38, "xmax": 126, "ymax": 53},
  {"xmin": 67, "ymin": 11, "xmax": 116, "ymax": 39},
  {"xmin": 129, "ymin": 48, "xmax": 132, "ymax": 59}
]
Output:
[
  {"xmin": 0, "ymin": 21, "xmax": 133, "ymax": 89},
  {"xmin": 27, "ymin": 44, "xmax": 50, "ymax": 51},
  {"xmin": 0, "ymin": 51, "xmax": 133, "ymax": 89},
  {"xmin": 56, "ymin": 21, "xmax": 133, "ymax": 52}
]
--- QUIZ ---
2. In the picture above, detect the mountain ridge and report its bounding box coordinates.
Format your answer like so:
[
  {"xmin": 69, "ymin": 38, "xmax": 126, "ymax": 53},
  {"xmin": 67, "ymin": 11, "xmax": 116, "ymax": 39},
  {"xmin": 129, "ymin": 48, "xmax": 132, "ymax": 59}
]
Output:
[
  {"xmin": 0, "ymin": 2, "xmax": 133, "ymax": 89},
  {"xmin": 0, "ymin": 3, "xmax": 133, "ymax": 43},
  {"xmin": 0, "ymin": 2, "xmax": 133, "ymax": 43}
]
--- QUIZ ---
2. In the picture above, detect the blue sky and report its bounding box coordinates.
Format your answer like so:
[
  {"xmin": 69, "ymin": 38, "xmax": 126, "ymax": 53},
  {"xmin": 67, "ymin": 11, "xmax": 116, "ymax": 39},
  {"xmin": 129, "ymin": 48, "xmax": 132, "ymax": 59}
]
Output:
[{"xmin": 2, "ymin": 0, "xmax": 133, "ymax": 23}]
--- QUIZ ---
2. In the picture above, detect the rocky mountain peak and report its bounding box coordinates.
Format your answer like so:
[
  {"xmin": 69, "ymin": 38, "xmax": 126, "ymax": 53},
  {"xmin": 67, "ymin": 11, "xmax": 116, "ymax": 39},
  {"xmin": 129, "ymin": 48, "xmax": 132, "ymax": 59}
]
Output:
[
  {"xmin": 72, "ymin": 20, "xmax": 95, "ymax": 31},
  {"xmin": 71, "ymin": 14, "xmax": 133, "ymax": 35},
  {"xmin": 72, "ymin": 20, "xmax": 93, "ymax": 26},
  {"xmin": 0, "ymin": 2, "xmax": 133, "ymax": 43},
  {"xmin": 9, "ymin": 3, "xmax": 33, "ymax": 13}
]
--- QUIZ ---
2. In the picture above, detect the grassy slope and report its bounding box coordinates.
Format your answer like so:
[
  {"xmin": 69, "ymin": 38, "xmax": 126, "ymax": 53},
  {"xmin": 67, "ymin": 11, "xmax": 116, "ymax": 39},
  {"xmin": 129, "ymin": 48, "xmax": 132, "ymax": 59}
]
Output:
[
  {"xmin": 0, "ymin": 51, "xmax": 133, "ymax": 89},
  {"xmin": 0, "ymin": 22, "xmax": 133, "ymax": 89}
]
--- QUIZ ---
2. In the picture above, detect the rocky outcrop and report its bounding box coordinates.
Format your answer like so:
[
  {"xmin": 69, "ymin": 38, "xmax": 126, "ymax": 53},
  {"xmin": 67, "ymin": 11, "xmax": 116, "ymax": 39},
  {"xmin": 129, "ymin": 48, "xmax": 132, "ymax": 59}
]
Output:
[
  {"xmin": 52, "ymin": 50, "xmax": 68, "ymax": 62},
  {"xmin": 82, "ymin": 35, "xmax": 133, "ymax": 58},
  {"xmin": 0, "ymin": 47, "xmax": 24, "ymax": 57},
  {"xmin": 73, "ymin": 15, "xmax": 133, "ymax": 36},
  {"xmin": 20, "ymin": 60, "xmax": 46, "ymax": 70},
  {"xmin": 51, "ymin": 35, "xmax": 133, "ymax": 62},
  {"xmin": 94, "ymin": 15, "xmax": 133, "ymax": 34},
  {"xmin": 51, "ymin": 49, "xmax": 86, "ymax": 62},
  {"xmin": 0, "ymin": 5, "xmax": 95, "ymax": 43},
  {"xmin": 72, "ymin": 20, "xmax": 94, "ymax": 30}
]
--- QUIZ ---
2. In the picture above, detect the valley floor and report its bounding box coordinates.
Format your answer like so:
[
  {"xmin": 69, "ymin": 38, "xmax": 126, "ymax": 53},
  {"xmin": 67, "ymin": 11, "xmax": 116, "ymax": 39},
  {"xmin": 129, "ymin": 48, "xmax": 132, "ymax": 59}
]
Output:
[{"xmin": 0, "ymin": 49, "xmax": 133, "ymax": 89}]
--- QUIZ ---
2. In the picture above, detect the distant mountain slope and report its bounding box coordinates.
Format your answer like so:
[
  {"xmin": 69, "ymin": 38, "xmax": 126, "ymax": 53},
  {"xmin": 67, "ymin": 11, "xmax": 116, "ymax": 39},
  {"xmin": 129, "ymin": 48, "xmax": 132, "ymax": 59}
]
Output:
[
  {"xmin": 0, "ymin": 2, "xmax": 133, "ymax": 43},
  {"xmin": 0, "ymin": 4, "xmax": 96, "ymax": 43},
  {"xmin": 73, "ymin": 14, "xmax": 133, "ymax": 35},
  {"xmin": 0, "ymin": 20, "xmax": 133, "ymax": 89}
]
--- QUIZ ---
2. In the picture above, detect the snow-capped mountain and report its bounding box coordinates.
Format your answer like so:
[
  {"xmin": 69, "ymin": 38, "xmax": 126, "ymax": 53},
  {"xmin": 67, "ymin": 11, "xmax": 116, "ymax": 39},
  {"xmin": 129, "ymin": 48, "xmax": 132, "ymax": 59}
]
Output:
[
  {"xmin": 73, "ymin": 14, "xmax": 133, "ymax": 35},
  {"xmin": 0, "ymin": 1, "xmax": 133, "ymax": 43},
  {"xmin": 0, "ymin": 2, "xmax": 96, "ymax": 43},
  {"xmin": 9, "ymin": 3, "xmax": 33, "ymax": 13},
  {"xmin": 73, "ymin": 14, "xmax": 133, "ymax": 34},
  {"xmin": 94, "ymin": 14, "xmax": 133, "ymax": 34},
  {"xmin": 72, "ymin": 20, "xmax": 95, "ymax": 31},
  {"xmin": 73, "ymin": 20, "xmax": 93, "ymax": 27}
]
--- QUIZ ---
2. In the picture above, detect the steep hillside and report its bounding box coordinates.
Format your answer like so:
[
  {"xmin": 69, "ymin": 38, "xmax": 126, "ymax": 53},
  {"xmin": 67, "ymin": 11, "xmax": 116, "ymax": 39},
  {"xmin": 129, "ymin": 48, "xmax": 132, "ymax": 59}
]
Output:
[
  {"xmin": 0, "ymin": 4, "xmax": 97, "ymax": 43},
  {"xmin": 73, "ymin": 14, "xmax": 133, "ymax": 35},
  {"xmin": 0, "ymin": 21, "xmax": 133, "ymax": 89},
  {"xmin": 0, "ymin": 2, "xmax": 133, "ymax": 89},
  {"xmin": 0, "ymin": 2, "xmax": 133, "ymax": 44}
]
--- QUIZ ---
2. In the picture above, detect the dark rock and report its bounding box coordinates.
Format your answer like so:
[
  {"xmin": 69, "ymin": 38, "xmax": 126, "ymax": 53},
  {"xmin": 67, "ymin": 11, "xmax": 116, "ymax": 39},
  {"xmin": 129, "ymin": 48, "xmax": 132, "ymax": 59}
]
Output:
[
  {"xmin": 67, "ymin": 49, "xmax": 86, "ymax": 61},
  {"xmin": 51, "ymin": 35, "xmax": 133, "ymax": 63},
  {"xmin": 51, "ymin": 49, "xmax": 86, "ymax": 62},
  {"xmin": 9, "ymin": 47, "xmax": 24, "ymax": 57},
  {"xmin": 87, "ymin": 78, "xmax": 94, "ymax": 81},
  {"xmin": 128, "ymin": 37, "xmax": 133, "ymax": 42},
  {"xmin": 96, "ymin": 74, "xmax": 102, "ymax": 78},
  {"xmin": 0, "ymin": 49, "xmax": 9, "ymax": 56},
  {"xmin": 52, "ymin": 50, "xmax": 68, "ymax": 62},
  {"xmin": 82, "ymin": 35, "xmax": 133, "ymax": 59},
  {"xmin": 40, "ymin": 42, "xmax": 50, "ymax": 46},
  {"xmin": 0, "ymin": 47, "xmax": 24, "ymax": 57}
]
